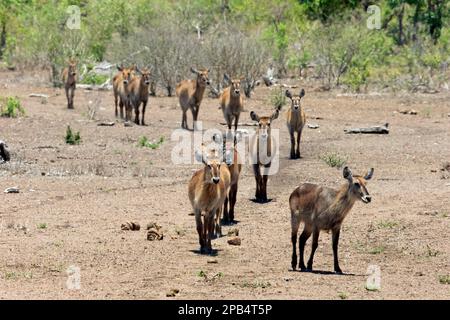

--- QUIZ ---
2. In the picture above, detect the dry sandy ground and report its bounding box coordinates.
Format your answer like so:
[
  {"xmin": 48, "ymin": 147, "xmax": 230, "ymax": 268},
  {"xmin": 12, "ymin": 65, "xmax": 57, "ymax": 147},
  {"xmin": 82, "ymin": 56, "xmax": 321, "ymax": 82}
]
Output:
[{"xmin": 0, "ymin": 70, "xmax": 449, "ymax": 300}]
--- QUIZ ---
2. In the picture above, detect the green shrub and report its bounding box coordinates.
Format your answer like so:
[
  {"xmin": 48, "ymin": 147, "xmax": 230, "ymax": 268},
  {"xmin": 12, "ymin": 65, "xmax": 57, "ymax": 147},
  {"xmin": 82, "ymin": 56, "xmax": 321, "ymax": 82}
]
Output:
[
  {"xmin": 1, "ymin": 97, "xmax": 25, "ymax": 118},
  {"xmin": 80, "ymin": 73, "xmax": 109, "ymax": 85},
  {"xmin": 65, "ymin": 126, "xmax": 81, "ymax": 145},
  {"xmin": 320, "ymin": 153, "xmax": 347, "ymax": 168},
  {"xmin": 138, "ymin": 136, "xmax": 165, "ymax": 149},
  {"xmin": 270, "ymin": 88, "xmax": 287, "ymax": 109}
]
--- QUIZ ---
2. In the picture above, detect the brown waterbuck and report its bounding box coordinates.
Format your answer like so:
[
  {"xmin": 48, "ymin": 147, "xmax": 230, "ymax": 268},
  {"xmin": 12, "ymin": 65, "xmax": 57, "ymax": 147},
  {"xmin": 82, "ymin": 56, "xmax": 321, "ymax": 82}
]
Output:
[
  {"xmin": 249, "ymin": 106, "xmax": 281, "ymax": 203},
  {"xmin": 220, "ymin": 74, "xmax": 244, "ymax": 131},
  {"xmin": 188, "ymin": 147, "xmax": 230, "ymax": 254},
  {"xmin": 289, "ymin": 166, "xmax": 374, "ymax": 274},
  {"xmin": 212, "ymin": 131, "xmax": 243, "ymax": 227},
  {"xmin": 176, "ymin": 67, "xmax": 210, "ymax": 130},
  {"xmin": 61, "ymin": 59, "xmax": 77, "ymax": 109},
  {"xmin": 128, "ymin": 66, "xmax": 151, "ymax": 125},
  {"xmin": 285, "ymin": 89, "xmax": 306, "ymax": 159},
  {"xmin": 113, "ymin": 64, "xmax": 135, "ymax": 121}
]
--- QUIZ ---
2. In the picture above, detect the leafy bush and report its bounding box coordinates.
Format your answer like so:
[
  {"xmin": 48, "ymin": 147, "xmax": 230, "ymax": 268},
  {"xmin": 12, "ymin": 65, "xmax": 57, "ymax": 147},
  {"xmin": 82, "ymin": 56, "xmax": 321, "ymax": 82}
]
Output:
[
  {"xmin": 320, "ymin": 152, "xmax": 347, "ymax": 168},
  {"xmin": 65, "ymin": 126, "xmax": 81, "ymax": 145},
  {"xmin": 1, "ymin": 97, "xmax": 25, "ymax": 118},
  {"xmin": 138, "ymin": 136, "xmax": 165, "ymax": 150},
  {"xmin": 270, "ymin": 88, "xmax": 287, "ymax": 109},
  {"xmin": 80, "ymin": 73, "xmax": 109, "ymax": 85}
]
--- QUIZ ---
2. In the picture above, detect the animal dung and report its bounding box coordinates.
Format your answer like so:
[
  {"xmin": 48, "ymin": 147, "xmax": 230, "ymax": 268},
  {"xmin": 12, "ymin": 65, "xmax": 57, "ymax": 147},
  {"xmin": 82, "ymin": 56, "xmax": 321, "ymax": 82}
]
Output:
[
  {"xmin": 147, "ymin": 229, "xmax": 163, "ymax": 241},
  {"xmin": 227, "ymin": 228, "xmax": 239, "ymax": 237},
  {"xmin": 166, "ymin": 289, "xmax": 180, "ymax": 297},
  {"xmin": 399, "ymin": 109, "xmax": 418, "ymax": 115},
  {"xmin": 227, "ymin": 236, "xmax": 241, "ymax": 246},
  {"xmin": 121, "ymin": 222, "xmax": 140, "ymax": 231},
  {"xmin": 146, "ymin": 222, "xmax": 163, "ymax": 241},
  {"xmin": 146, "ymin": 222, "xmax": 162, "ymax": 230}
]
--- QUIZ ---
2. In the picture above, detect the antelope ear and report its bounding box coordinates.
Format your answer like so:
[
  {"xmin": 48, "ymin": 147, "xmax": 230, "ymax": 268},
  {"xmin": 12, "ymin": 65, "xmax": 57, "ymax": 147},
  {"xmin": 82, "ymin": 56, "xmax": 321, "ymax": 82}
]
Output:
[
  {"xmin": 343, "ymin": 166, "xmax": 353, "ymax": 180},
  {"xmin": 194, "ymin": 150, "xmax": 205, "ymax": 164},
  {"xmin": 190, "ymin": 67, "xmax": 199, "ymax": 74},
  {"xmin": 299, "ymin": 88, "xmax": 305, "ymax": 98},
  {"xmin": 223, "ymin": 73, "xmax": 230, "ymax": 83},
  {"xmin": 206, "ymin": 68, "xmax": 210, "ymax": 73},
  {"xmin": 116, "ymin": 64, "xmax": 123, "ymax": 71},
  {"xmin": 135, "ymin": 65, "xmax": 142, "ymax": 74},
  {"xmin": 250, "ymin": 111, "xmax": 260, "ymax": 122},
  {"xmin": 271, "ymin": 106, "xmax": 281, "ymax": 120},
  {"xmin": 285, "ymin": 90, "xmax": 292, "ymax": 99},
  {"xmin": 364, "ymin": 168, "xmax": 374, "ymax": 180}
]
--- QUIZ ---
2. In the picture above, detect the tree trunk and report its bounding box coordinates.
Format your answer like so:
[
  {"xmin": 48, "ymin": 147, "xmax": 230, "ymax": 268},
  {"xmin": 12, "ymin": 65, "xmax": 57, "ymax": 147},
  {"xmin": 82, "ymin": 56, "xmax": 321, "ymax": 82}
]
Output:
[
  {"xmin": 0, "ymin": 22, "xmax": 6, "ymax": 59},
  {"xmin": 398, "ymin": 4, "xmax": 405, "ymax": 45}
]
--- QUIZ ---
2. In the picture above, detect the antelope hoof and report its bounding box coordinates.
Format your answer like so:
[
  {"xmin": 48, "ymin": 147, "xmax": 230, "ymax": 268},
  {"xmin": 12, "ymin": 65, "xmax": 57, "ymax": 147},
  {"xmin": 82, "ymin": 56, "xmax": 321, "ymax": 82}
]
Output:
[{"xmin": 291, "ymin": 258, "xmax": 297, "ymax": 271}]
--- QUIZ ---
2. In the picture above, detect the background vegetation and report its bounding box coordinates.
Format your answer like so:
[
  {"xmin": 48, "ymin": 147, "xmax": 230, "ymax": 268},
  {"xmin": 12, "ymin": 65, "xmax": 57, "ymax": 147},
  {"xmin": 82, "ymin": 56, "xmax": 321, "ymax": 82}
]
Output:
[{"xmin": 0, "ymin": 0, "xmax": 449, "ymax": 93}]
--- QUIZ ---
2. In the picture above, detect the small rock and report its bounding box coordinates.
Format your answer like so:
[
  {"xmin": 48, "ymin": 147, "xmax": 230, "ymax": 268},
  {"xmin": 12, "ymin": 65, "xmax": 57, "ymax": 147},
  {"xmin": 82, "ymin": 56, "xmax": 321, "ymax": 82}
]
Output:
[
  {"xmin": 307, "ymin": 123, "xmax": 319, "ymax": 129},
  {"xmin": 4, "ymin": 187, "xmax": 19, "ymax": 194},
  {"xmin": 227, "ymin": 236, "xmax": 241, "ymax": 246},
  {"xmin": 124, "ymin": 121, "xmax": 133, "ymax": 127},
  {"xmin": 207, "ymin": 259, "xmax": 218, "ymax": 264}
]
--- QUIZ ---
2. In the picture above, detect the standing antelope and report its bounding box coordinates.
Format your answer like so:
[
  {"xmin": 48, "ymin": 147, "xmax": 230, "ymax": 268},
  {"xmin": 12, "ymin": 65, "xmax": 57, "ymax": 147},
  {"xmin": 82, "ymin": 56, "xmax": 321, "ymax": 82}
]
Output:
[
  {"xmin": 189, "ymin": 147, "xmax": 230, "ymax": 254},
  {"xmin": 61, "ymin": 59, "xmax": 77, "ymax": 109},
  {"xmin": 249, "ymin": 106, "xmax": 281, "ymax": 203},
  {"xmin": 220, "ymin": 74, "xmax": 244, "ymax": 131},
  {"xmin": 213, "ymin": 132, "xmax": 242, "ymax": 227},
  {"xmin": 128, "ymin": 67, "xmax": 151, "ymax": 125},
  {"xmin": 113, "ymin": 64, "xmax": 135, "ymax": 121},
  {"xmin": 290, "ymin": 166, "xmax": 374, "ymax": 274},
  {"xmin": 176, "ymin": 67, "xmax": 210, "ymax": 130},
  {"xmin": 285, "ymin": 89, "xmax": 306, "ymax": 159}
]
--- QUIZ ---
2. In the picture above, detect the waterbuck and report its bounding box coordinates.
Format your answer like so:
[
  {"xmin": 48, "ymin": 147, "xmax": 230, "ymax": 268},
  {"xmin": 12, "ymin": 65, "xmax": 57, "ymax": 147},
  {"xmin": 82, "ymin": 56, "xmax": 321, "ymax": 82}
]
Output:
[
  {"xmin": 220, "ymin": 74, "xmax": 244, "ymax": 131},
  {"xmin": 176, "ymin": 67, "xmax": 210, "ymax": 130},
  {"xmin": 249, "ymin": 106, "xmax": 281, "ymax": 203},
  {"xmin": 188, "ymin": 147, "xmax": 230, "ymax": 254},
  {"xmin": 61, "ymin": 59, "xmax": 77, "ymax": 109},
  {"xmin": 128, "ymin": 66, "xmax": 151, "ymax": 125},
  {"xmin": 285, "ymin": 89, "xmax": 306, "ymax": 159},
  {"xmin": 212, "ymin": 131, "xmax": 243, "ymax": 227},
  {"xmin": 113, "ymin": 64, "xmax": 135, "ymax": 121},
  {"xmin": 289, "ymin": 166, "xmax": 374, "ymax": 274}
]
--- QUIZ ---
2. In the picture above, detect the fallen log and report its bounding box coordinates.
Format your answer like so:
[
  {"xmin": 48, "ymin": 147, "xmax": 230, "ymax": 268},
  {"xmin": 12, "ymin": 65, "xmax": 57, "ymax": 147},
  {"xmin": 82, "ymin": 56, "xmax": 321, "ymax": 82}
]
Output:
[
  {"xmin": 344, "ymin": 123, "xmax": 389, "ymax": 134},
  {"xmin": 29, "ymin": 93, "xmax": 50, "ymax": 98}
]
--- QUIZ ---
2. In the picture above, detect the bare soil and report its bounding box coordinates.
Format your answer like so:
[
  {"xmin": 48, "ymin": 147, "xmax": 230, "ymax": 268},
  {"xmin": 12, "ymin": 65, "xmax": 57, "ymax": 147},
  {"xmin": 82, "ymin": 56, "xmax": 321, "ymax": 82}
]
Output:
[{"xmin": 0, "ymin": 70, "xmax": 449, "ymax": 299}]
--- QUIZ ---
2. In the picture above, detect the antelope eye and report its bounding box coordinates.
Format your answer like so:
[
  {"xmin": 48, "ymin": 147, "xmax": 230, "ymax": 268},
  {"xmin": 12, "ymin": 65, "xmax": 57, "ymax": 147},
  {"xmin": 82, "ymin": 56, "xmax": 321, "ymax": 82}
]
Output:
[
  {"xmin": 354, "ymin": 183, "xmax": 360, "ymax": 188},
  {"xmin": 207, "ymin": 164, "xmax": 211, "ymax": 169}
]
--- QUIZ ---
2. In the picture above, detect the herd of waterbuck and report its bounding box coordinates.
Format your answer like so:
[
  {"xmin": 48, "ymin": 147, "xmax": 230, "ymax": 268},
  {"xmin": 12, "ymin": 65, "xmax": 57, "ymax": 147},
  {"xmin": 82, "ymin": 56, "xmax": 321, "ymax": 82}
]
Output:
[{"xmin": 61, "ymin": 61, "xmax": 374, "ymax": 274}]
